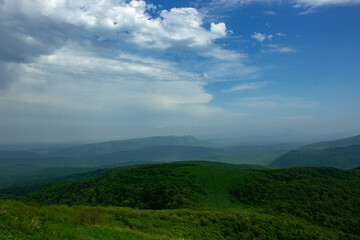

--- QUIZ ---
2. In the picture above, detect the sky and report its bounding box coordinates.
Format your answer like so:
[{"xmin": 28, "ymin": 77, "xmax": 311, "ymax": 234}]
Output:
[{"xmin": 0, "ymin": 0, "xmax": 359, "ymax": 144}]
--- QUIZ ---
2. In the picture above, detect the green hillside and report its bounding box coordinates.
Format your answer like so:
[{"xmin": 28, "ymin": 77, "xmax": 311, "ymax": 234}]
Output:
[
  {"xmin": 19, "ymin": 163, "xmax": 359, "ymax": 235},
  {"xmin": 1, "ymin": 162, "xmax": 360, "ymax": 239},
  {"xmin": 0, "ymin": 161, "xmax": 272, "ymax": 198},
  {"xmin": 271, "ymin": 145, "xmax": 360, "ymax": 169},
  {"xmin": 231, "ymin": 167, "xmax": 360, "ymax": 235},
  {"xmin": 3, "ymin": 199, "xmax": 356, "ymax": 240},
  {"xmin": 22, "ymin": 162, "xmax": 271, "ymax": 208}
]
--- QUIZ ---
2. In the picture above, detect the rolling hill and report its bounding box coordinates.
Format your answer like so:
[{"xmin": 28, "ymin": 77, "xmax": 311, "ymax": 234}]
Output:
[
  {"xmin": 0, "ymin": 161, "xmax": 272, "ymax": 198},
  {"xmin": 298, "ymin": 134, "xmax": 360, "ymax": 151},
  {"xmin": 271, "ymin": 135, "xmax": 360, "ymax": 169},
  {"xmin": 1, "ymin": 162, "xmax": 360, "ymax": 239},
  {"xmin": 271, "ymin": 145, "xmax": 360, "ymax": 169},
  {"xmin": 15, "ymin": 162, "xmax": 360, "ymax": 236}
]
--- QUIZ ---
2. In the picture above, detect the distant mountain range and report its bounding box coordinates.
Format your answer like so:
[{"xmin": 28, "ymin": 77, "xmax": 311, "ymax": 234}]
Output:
[
  {"xmin": 48, "ymin": 135, "xmax": 211, "ymax": 158},
  {"xmin": 271, "ymin": 135, "xmax": 360, "ymax": 169},
  {"xmin": 7, "ymin": 133, "xmax": 360, "ymax": 188},
  {"xmin": 0, "ymin": 136, "xmax": 223, "ymax": 187}
]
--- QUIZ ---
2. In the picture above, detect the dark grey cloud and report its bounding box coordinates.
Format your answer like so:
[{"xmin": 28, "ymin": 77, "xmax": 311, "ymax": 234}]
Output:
[
  {"xmin": 0, "ymin": 5, "xmax": 71, "ymax": 88},
  {"xmin": 0, "ymin": 61, "xmax": 18, "ymax": 89},
  {"xmin": 0, "ymin": 14, "xmax": 68, "ymax": 62}
]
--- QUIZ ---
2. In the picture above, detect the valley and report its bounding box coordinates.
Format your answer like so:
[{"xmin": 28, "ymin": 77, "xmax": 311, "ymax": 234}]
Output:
[{"xmin": 1, "ymin": 135, "xmax": 360, "ymax": 239}]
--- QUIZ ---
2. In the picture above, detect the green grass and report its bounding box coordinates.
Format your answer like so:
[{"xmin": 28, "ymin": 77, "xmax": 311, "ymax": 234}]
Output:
[{"xmin": 1, "ymin": 199, "xmax": 358, "ymax": 240}]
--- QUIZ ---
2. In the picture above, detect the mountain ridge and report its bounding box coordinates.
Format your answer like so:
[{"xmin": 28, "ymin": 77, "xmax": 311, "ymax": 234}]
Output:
[
  {"xmin": 48, "ymin": 135, "xmax": 211, "ymax": 158},
  {"xmin": 271, "ymin": 135, "xmax": 360, "ymax": 169}
]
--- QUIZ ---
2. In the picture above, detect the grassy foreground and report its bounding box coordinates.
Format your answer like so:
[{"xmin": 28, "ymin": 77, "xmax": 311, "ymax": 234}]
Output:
[{"xmin": 1, "ymin": 199, "xmax": 358, "ymax": 240}]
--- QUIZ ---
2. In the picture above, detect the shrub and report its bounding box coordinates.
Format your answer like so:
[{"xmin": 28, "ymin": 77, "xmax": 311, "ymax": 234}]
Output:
[{"xmin": 72, "ymin": 207, "xmax": 102, "ymax": 225}]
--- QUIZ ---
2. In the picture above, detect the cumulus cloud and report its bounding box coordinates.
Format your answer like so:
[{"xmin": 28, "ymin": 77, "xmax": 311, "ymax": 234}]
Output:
[
  {"xmin": 0, "ymin": 0, "xmax": 244, "ymax": 88},
  {"xmin": 210, "ymin": 22, "xmax": 227, "ymax": 37},
  {"xmin": 0, "ymin": 0, "xmax": 265, "ymax": 143},
  {"xmin": 1, "ymin": 0, "xmax": 227, "ymax": 50},
  {"xmin": 251, "ymin": 32, "xmax": 273, "ymax": 42}
]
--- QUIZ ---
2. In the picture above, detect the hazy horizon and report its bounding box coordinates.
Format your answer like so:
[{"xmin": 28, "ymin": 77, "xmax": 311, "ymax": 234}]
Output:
[{"xmin": 1, "ymin": 0, "xmax": 359, "ymax": 144}]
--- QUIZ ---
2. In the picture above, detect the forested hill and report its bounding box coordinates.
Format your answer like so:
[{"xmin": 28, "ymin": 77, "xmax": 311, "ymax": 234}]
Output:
[
  {"xmin": 1, "ymin": 162, "xmax": 360, "ymax": 238},
  {"xmin": 298, "ymin": 134, "xmax": 360, "ymax": 151},
  {"xmin": 19, "ymin": 163, "xmax": 359, "ymax": 234},
  {"xmin": 270, "ymin": 134, "xmax": 360, "ymax": 169}
]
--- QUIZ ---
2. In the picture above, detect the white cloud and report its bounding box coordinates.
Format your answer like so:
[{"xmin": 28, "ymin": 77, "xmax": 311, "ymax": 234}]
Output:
[
  {"xmin": 2, "ymin": 0, "xmax": 228, "ymax": 50},
  {"xmin": 210, "ymin": 22, "xmax": 227, "ymax": 37},
  {"xmin": 202, "ymin": 0, "xmax": 360, "ymax": 12},
  {"xmin": 226, "ymin": 82, "xmax": 267, "ymax": 92},
  {"xmin": 294, "ymin": 0, "xmax": 360, "ymax": 7},
  {"xmin": 261, "ymin": 44, "xmax": 296, "ymax": 53},
  {"xmin": 251, "ymin": 32, "xmax": 273, "ymax": 42},
  {"xmin": 0, "ymin": 0, "xmax": 284, "ymax": 143},
  {"xmin": 0, "ymin": 44, "xmax": 215, "ymax": 113},
  {"xmin": 265, "ymin": 10, "xmax": 277, "ymax": 15},
  {"xmin": 238, "ymin": 96, "xmax": 316, "ymax": 109},
  {"xmin": 200, "ymin": 47, "xmax": 245, "ymax": 61}
]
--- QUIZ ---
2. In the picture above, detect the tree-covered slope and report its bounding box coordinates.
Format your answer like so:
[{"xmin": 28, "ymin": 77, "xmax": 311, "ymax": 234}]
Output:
[
  {"xmin": 231, "ymin": 167, "xmax": 360, "ymax": 235},
  {"xmin": 298, "ymin": 134, "xmax": 360, "ymax": 151},
  {"xmin": 0, "ymin": 161, "xmax": 270, "ymax": 198},
  {"xmin": 271, "ymin": 145, "xmax": 360, "ymax": 169},
  {"xmin": 27, "ymin": 163, "xmax": 206, "ymax": 209},
  {"xmin": 2, "ymin": 162, "xmax": 360, "ymax": 238}
]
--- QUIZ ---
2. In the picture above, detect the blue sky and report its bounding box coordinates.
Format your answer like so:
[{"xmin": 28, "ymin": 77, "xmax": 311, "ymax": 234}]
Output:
[{"xmin": 0, "ymin": 0, "xmax": 359, "ymax": 143}]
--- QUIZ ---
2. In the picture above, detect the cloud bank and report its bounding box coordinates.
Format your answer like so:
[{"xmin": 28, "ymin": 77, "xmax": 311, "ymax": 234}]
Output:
[{"xmin": 0, "ymin": 0, "xmax": 259, "ymax": 142}]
